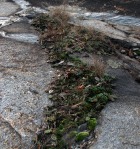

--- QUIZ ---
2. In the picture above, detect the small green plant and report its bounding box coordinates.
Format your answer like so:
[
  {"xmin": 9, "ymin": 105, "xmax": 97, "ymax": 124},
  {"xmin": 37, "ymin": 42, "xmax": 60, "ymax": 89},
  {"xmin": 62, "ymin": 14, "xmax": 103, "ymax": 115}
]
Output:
[
  {"xmin": 88, "ymin": 118, "xmax": 97, "ymax": 131},
  {"xmin": 75, "ymin": 131, "xmax": 89, "ymax": 142}
]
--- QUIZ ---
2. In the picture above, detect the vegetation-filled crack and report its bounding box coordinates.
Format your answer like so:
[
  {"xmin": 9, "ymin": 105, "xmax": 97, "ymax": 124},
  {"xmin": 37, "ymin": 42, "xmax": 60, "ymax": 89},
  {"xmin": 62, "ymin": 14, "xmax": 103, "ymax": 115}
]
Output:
[{"xmin": 32, "ymin": 8, "xmax": 116, "ymax": 148}]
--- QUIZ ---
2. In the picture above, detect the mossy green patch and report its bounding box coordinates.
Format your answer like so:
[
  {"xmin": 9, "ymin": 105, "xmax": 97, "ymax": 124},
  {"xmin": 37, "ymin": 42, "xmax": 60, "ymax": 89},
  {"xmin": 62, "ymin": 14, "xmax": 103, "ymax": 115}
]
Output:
[
  {"xmin": 88, "ymin": 118, "xmax": 97, "ymax": 131},
  {"xmin": 69, "ymin": 131, "xmax": 78, "ymax": 138},
  {"xmin": 75, "ymin": 132, "xmax": 89, "ymax": 142}
]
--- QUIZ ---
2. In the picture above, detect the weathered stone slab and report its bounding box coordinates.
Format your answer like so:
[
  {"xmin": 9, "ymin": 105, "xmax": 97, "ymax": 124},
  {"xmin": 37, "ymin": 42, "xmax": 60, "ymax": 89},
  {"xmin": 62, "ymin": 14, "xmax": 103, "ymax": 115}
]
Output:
[
  {"xmin": 0, "ymin": 38, "xmax": 54, "ymax": 147},
  {"xmin": 0, "ymin": 2, "xmax": 19, "ymax": 17},
  {"xmin": 89, "ymin": 68, "xmax": 140, "ymax": 149}
]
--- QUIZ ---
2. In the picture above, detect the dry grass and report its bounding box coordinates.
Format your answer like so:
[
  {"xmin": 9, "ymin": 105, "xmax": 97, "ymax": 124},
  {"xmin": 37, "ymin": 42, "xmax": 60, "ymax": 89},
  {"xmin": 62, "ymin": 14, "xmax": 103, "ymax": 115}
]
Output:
[
  {"xmin": 92, "ymin": 57, "xmax": 106, "ymax": 77},
  {"xmin": 37, "ymin": 7, "xmax": 71, "ymax": 44},
  {"xmin": 50, "ymin": 6, "xmax": 70, "ymax": 26},
  {"xmin": 82, "ymin": 56, "xmax": 105, "ymax": 78}
]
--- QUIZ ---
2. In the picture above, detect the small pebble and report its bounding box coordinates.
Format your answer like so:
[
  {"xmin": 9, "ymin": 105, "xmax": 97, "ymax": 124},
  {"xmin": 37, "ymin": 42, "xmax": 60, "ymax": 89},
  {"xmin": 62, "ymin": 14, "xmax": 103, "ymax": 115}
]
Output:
[
  {"xmin": 121, "ymin": 49, "xmax": 126, "ymax": 54},
  {"xmin": 49, "ymin": 90, "xmax": 54, "ymax": 94}
]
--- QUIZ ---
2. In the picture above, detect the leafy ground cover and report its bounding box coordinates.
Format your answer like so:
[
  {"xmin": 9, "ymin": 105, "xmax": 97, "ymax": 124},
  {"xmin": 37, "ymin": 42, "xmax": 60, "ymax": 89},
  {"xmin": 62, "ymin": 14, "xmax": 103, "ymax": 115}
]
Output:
[{"xmin": 32, "ymin": 9, "xmax": 116, "ymax": 148}]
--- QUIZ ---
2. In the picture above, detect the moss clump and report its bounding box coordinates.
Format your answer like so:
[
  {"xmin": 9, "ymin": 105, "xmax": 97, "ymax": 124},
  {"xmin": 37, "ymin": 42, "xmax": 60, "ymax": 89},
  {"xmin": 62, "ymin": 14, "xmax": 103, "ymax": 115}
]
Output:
[
  {"xmin": 75, "ymin": 132, "xmax": 89, "ymax": 142},
  {"xmin": 88, "ymin": 118, "xmax": 97, "ymax": 131},
  {"xmin": 69, "ymin": 131, "xmax": 78, "ymax": 138}
]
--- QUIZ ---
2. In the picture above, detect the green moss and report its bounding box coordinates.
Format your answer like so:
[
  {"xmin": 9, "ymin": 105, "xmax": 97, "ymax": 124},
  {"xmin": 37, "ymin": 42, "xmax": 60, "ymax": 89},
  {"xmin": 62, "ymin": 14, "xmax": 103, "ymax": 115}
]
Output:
[
  {"xmin": 75, "ymin": 132, "xmax": 89, "ymax": 142},
  {"xmin": 88, "ymin": 118, "xmax": 97, "ymax": 131},
  {"xmin": 96, "ymin": 93, "xmax": 109, "ymax": 104},
  {"xmin": 69, "ymin": 131, "xmax": 78, "ymax": 138}
]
